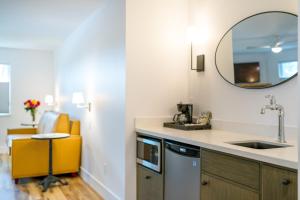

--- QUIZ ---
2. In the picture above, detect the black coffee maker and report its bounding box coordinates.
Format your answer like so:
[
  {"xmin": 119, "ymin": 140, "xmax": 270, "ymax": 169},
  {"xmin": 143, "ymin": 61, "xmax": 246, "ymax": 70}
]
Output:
[{"xmin": 173, "ymin": 103, "xmax": 193, "ymax": 124}]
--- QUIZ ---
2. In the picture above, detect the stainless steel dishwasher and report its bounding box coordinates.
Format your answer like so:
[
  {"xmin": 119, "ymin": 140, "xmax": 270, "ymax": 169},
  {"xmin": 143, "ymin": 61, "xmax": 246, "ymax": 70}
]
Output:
[{"xmin": 164, "ymin": 140, "xmax": 200, "ymax": 200}]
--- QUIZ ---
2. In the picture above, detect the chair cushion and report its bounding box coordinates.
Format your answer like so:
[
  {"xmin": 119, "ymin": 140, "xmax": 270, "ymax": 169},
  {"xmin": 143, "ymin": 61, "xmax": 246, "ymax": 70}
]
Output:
[
  {"xmin": 7, "ymin": 134, "xmax": 33, "ymax": 148},
  {"xmin": 37, "ymin": 112, "xmax": 60, "ymax": 134}
]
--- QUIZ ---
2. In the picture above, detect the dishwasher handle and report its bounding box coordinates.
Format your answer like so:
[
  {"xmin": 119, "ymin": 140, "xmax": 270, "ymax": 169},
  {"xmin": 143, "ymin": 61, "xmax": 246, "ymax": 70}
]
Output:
[{"xmin": 165, "ymin": 141, "xmax": 200, "ymax": 158}]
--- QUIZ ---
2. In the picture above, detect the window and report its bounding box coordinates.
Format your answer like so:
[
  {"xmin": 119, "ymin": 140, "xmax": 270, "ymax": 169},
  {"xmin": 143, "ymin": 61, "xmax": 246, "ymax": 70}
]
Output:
[
  {"xmin": 0, "ymin": 64, "xmax": 10, "ymax": 82},
  {"xmin": 278, "ymin": 61, "xmax": 298, "ymax": 79},
  {"xmin": 0, "ymin": 64, "xmax": 11, "ymax": 115}
]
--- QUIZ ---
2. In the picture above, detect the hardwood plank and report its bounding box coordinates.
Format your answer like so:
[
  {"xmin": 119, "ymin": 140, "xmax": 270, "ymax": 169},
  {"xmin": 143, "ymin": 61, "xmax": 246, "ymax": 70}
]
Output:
[{"xmin": 0, "ymin": 154, "xmax": 104, "ymax": 200}]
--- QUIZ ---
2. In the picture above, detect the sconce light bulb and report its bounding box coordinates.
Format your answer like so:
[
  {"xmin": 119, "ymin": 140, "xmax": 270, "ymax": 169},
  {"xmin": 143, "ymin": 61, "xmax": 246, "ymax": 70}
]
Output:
[
  {"xmin": 72, "ymin": 92, "xmax": 91, "ymax": 112},
  {"xmin": 45, "ymin": 95, "xmax": 54, "ymax": 106}
]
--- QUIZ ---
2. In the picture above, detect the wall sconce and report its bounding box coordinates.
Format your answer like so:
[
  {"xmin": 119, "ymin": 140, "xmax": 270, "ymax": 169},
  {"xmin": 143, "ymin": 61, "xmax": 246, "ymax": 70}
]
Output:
[
  {"xmin": 190, "ymin": 44, "xmax": 205, "ymax": 72},
  {"xmin": 45, "ymin": 95, "xmax": 54, "ymax": 106},
  {"xmin": 187, "ymin": 26, "xmax": 205, "ymax": 72},
  {"xmin": 195, "ymin": 54, "xmax": 205, "ymax": 72},
  {"xmin": 72, "ymin": 92, "xmax": 91, "ymax": 112}
]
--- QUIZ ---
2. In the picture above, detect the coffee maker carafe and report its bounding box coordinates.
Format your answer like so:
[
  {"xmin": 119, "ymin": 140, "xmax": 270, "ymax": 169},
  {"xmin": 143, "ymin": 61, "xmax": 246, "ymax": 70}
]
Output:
[{"xmin": 173, "ymin": 103, "xmax": 193, "ymax": 124}]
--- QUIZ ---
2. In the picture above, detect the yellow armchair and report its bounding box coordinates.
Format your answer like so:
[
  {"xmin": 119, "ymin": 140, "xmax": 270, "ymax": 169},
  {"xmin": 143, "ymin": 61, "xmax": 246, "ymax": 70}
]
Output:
[
  {"xmin": 7, "ymin": 128, "xmax": 37, "ymax": 135},
  {"xmin": 7, "ymin": 111, "xmax": 82, "ymax": 182}
]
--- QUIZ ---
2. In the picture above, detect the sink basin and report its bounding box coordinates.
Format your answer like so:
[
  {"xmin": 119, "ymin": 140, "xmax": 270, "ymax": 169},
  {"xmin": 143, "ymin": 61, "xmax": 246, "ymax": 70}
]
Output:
[{"xmin": 228, "ymin": 141, "xmax": 292, "ymax": 149}]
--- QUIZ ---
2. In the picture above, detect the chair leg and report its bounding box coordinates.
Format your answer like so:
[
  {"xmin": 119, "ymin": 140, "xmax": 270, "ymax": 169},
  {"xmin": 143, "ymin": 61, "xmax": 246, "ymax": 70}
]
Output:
[
  {"xmin": 14, "ymin": 179, "xmax": 19, "ymax": 184},
  {"xmin": 71, "ymin": 173, "xmax": 78, "ymax": 177}
]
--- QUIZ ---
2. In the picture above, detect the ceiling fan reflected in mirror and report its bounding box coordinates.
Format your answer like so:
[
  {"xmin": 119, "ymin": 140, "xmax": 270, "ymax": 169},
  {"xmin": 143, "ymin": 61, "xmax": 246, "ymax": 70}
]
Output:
[{"xmin": 246, "ymin": 35, "xmax": 296, "ymax": 54}]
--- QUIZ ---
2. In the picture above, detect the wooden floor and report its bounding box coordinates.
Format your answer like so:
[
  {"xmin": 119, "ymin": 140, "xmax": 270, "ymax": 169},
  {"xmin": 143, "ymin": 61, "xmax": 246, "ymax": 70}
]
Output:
[{"xmin": 0, "ymin": 154, "xmax": 104, "ymax": 200}]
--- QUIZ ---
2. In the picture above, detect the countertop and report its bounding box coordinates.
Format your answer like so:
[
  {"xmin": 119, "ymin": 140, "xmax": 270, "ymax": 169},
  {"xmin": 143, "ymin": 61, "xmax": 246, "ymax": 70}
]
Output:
[{"xmin": 135, "ymin": 120, "xmax": 298, "ymax": 170}]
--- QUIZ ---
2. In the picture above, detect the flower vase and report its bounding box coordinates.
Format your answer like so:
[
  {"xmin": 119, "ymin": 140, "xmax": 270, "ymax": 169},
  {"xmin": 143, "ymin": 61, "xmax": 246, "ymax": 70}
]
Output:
[{"xmin": 30, "ymin": 109, "xmax": 36, "ymax": 124}]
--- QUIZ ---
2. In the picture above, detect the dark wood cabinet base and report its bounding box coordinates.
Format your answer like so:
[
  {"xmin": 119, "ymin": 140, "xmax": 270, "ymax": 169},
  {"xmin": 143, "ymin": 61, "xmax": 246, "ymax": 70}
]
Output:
[
  {"xmin": 201, "ymin": 149, "xmax": 297, "ymax": 200},
  {"xmin": 137, "ymin": 165, "xmax": 163, "ymax": 200}
]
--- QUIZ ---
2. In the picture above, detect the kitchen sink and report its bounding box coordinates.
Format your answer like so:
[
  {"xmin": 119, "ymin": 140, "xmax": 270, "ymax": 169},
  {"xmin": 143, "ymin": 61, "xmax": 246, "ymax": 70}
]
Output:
[{"xmin": 228, "ymin": 141, "xmax": 292, "ymax": 149}]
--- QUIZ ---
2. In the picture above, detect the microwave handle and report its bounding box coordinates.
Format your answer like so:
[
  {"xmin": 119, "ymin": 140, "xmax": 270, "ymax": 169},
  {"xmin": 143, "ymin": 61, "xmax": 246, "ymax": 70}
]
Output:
[{"xmin": 137, "ymin": 137, "xmax": 161, "ymax": 146}]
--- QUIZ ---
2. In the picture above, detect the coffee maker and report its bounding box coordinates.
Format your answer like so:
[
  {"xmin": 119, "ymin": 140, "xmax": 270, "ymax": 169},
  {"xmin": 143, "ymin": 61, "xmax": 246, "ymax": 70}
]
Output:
[{"xmin": 173, "ymin": 103, "xmax": 193, "ymax": 124}]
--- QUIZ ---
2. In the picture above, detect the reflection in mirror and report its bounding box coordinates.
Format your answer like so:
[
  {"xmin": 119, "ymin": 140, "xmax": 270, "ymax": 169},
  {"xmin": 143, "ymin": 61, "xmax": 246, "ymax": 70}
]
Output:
[
  {"xmin": 216, "ymin": 12, "xmax": 298, "ymax": 89},
  {"xmin": 0, "ymin": 64, "xmax": 11, "ymax": 115}
]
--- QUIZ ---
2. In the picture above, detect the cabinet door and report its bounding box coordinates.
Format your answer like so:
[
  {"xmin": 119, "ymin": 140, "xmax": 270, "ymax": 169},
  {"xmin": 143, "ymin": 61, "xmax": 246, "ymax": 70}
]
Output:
[
  {"xmin": 262, "ymin": 165, "xmax": 297, "ymax": 200},
  {"xmin": 202, "ymin": 149, "xmax": 260, "ymax": 190},
  {"xmin": 137, "ymin": 165, "xmax": 163, "ymax": 200},
  {"xmin": 201, "ymin": 174, "xmax": 259, "ymax": 200}
]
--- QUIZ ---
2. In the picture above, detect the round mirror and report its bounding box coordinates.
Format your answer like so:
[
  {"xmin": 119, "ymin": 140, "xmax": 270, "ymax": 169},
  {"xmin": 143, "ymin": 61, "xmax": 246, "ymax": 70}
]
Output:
[{"xmin": 215, "ymin": 11, "xmax": 298, "ymax": 89}]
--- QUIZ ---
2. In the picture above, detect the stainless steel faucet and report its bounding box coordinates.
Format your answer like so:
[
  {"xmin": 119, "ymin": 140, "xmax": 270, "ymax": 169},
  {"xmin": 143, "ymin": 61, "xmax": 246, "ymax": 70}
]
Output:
[{"xmin": 260, "ymin": 95, "xmax": 286, "ymax": 143}]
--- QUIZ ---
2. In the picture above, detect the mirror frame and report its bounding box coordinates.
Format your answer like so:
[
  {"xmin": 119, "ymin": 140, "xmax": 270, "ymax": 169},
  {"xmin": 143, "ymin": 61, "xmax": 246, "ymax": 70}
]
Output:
[{"xmin": 215, "ymin": 11, "xmax": 298, "ymax": 89}]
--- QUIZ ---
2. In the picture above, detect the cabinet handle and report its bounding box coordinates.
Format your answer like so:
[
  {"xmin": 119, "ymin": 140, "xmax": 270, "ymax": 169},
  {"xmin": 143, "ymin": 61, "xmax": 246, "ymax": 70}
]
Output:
[
  {"xmin": 282, "ymin": 179, "xmax": 291, "ymax": 186},
  {"xmin": 201, "ymin": 181, "xmax": 208, "ymax": 186},
  {"xmin": 145, "ymin": 176, "xmax": 151, "ymax": 180}
]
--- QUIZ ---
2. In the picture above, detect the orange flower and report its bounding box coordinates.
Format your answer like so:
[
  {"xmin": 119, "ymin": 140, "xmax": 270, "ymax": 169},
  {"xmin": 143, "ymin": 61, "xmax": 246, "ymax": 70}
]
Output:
[{"xmin": 24, "ymin": 99, "xmax": 41, "ymax": 110}]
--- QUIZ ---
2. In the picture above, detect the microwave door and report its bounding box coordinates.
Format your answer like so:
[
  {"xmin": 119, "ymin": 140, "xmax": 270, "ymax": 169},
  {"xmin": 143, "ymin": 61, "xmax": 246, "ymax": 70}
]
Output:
[{"xmin": 137, "ymin": 137, "xmax": 161, "ymax": 172}]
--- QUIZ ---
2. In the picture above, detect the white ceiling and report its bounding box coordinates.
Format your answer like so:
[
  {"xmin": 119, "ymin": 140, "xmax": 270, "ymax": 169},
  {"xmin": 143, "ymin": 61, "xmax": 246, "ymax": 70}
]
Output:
[
  {"xmin": 232, "ymin": 12, "xmax": 298, "ymax": 53},
  {"xmin": 0, "ymin": 0, "xmax": 102, "ymax": 50}
]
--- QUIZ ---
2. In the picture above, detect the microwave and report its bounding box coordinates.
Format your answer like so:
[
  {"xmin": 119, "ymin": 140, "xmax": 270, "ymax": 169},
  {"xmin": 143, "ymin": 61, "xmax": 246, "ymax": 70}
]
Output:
[{"xmin": 136, "ymin": 136, "xmax": 161, "ymax": 173}]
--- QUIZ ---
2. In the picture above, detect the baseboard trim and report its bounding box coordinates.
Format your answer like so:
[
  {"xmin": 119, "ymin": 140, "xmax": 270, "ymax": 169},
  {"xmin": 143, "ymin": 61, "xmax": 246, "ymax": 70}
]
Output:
[{"xmin": 80, "ymin": 167, "xmax": 121, "ymax": 200}]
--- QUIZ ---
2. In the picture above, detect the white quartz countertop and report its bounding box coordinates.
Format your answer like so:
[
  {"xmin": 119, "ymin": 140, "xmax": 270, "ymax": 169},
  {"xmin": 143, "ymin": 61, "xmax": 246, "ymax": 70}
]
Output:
[{"xmin": 136, "ymin": 121, "xmax": 298, "ymax": 170}]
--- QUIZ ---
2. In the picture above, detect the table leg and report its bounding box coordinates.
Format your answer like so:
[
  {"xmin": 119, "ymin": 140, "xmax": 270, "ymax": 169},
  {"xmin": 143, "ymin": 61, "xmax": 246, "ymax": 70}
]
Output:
[{"xmin": 40, "ymin": 139, "xmax": 68, "ymax": 192}]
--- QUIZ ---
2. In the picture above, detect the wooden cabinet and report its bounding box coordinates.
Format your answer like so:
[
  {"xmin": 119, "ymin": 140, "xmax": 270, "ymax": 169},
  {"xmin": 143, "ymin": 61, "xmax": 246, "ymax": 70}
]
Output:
[
  {"xmin": 262, "ymin": 164, "xmax": 297, "ymax": 200},
  {"xmin": 201, "ymin": 174, "xmax": 259, "ymax": 200},
  {"xmin": 202, "ymin": 149, "xmax": 260, "ymax": 190},
  {"xmin": 136, "ymin": 141, "xmax": 298, "ymax": 200},
  {"xmin": 201, "ymin": 149, "xmax": 298, "ymax": 200},
  {"xmin": 137, "ymin": 165, "xmax": 163, "ymax": 200},
  {"xmin": 201, "ymin": 149, "xmax": 259, "ymax": 200}
]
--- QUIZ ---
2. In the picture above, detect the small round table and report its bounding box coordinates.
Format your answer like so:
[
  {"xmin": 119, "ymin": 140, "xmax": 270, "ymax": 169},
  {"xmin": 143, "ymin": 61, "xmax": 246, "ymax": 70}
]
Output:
[
  {"xmin": 31, "ymin": 133, "xmax": 70, "ymax": 192},
  {"xmin": 21, "ymin": 123, "xmax": 38, "ymax": 128}
]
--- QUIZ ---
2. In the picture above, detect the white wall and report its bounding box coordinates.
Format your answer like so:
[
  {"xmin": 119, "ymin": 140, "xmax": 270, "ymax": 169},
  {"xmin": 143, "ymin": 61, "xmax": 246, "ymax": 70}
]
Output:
[
  {"xmin": 189, "ymin": 0, "xmax": 298, "ymax": 139},
  {"xmin": 55, "ymin": 1, "xmax": 189, "ymax": 199},
  {"xmin": 125, "ymin": 0, "xmax": 189, "ymax": 199},
  {"xmin": 54, "ymin": 0, "xmax": 299, "ymax": 199},
  {"xmin": 298, "ymin": 0, "xmax": 300, "ymax": 196},
  {"xmin": 54, "ymin": 0, "xmax": 126, "ymax": 199},
  {"xmin": 0, "ymin": 47, "xmax": 54, "ymax": 152}
]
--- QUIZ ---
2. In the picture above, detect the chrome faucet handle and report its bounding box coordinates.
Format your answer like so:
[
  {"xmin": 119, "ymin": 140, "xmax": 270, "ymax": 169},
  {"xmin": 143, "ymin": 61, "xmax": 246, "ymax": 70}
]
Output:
[{"xmin": 265, "ymin": 95, "xmax": 276, "ymax": 105}]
